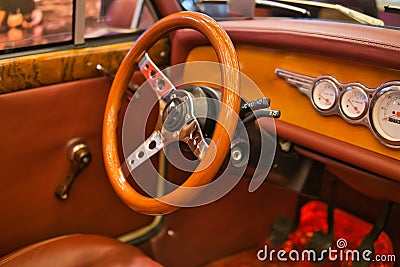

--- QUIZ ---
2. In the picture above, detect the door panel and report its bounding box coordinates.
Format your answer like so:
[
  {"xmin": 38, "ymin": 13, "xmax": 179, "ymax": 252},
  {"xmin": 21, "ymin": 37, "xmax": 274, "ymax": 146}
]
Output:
[{"xmin": 0, "ymin": 77, "xmax": 152, "ymax": 256}]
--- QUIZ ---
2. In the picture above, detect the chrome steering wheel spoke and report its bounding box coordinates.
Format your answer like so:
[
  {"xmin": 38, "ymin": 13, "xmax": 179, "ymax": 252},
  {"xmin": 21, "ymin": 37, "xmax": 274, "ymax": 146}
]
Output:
[
  {"xmin": 126, "ymin": 117, "xmax": 210, "ymax": 172},
  {"xmin": 138, "ymin": 53, "xmax": 176, "ymax": 97},
  {"xmin": 126, "ymin": 131, "xmax": 166, "ymax": 172},
  {"xmin": 177, "ymin": 119, "xmax": 209, "ymax": 160}
]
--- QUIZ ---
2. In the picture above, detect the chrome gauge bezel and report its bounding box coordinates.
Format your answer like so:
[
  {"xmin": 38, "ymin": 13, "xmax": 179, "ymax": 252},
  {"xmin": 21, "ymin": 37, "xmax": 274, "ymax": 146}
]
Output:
[
  {"xmin": 370, "ymin": 83, "xmax": 400, "ymax": 148},
  {"xmin": 311, "ymin": 79, "xmax": 338, "ymax": 112},
  {"xmin": 340, "ymin": 86, "xmax": 368, "ymax": 120},
  {"xmin": 275, "ymin": 68, "xmax": 400, "ymax": 149}
]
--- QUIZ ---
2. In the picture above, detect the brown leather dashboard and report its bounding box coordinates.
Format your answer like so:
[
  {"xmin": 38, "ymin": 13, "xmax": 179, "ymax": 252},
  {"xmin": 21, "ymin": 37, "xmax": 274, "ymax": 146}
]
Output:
[{"xmin": 171, "ymin": 19, "xmax": 400, "ymax": 182}]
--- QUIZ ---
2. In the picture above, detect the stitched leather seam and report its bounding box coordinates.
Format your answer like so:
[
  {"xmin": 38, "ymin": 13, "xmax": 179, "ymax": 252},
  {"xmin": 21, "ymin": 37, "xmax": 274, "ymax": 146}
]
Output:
[
  {"xmin": 226, "ymin": 27, "xmax": 400, "ymax": 51},
  {"xmin": 0, "ymin": 234, "xmax": 79, "ymax": 265}
]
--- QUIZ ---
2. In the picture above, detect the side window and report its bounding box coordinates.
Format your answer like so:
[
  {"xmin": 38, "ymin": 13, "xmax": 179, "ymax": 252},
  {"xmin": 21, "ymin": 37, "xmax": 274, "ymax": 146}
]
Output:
[
  {"xmin": 0, "ymin": 0, "xmax": 156, "ymax": 52},
  {"xmin": 0, "ymin": 0, "xmax": 73, "ymax": 50},
  {"xmin": 85, "ymin": 0, "xmax": 156, "ymax": 38}
]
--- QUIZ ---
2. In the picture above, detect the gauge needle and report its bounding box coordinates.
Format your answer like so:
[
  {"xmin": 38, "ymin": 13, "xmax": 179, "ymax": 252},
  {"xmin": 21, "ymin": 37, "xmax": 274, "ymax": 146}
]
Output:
[
  {"xmin": 347, "ymin": 99, "xmax": 360, "ymax": 113},
  {"xmin": 383, "ymin": 111, "xmax": 400, "ymax": 121},
  {"xmin": 318, "ymin": 93, "xmax": 331, "ymax": 105}
]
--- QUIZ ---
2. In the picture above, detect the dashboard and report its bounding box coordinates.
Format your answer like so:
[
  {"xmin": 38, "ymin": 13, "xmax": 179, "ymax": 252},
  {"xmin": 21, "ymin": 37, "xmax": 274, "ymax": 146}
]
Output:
[
  {"xmin": 185, "ymin": 45, "xmax": 400, "ymax": 160},
  {"xmin": 171, "ymin": 18, "xmax": 400, "ymax": 183}
]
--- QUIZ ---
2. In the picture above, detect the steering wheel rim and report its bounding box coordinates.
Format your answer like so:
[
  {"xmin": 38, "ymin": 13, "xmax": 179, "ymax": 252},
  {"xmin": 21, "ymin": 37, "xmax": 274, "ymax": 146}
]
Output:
[{"xmin": 103, "ymin": 11, "xmax": 240, "ymax": 215}]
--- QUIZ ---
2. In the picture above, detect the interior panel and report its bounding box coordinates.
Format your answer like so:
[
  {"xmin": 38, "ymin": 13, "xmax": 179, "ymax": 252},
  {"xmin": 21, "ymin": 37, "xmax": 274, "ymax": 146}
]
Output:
[
  {"xmin": 0, "ymin": 2, "xmax": 399, "ymax": 265},
  {"xmin": 0, "ymin": 77, "xmax": 153, "ymax": 256}
]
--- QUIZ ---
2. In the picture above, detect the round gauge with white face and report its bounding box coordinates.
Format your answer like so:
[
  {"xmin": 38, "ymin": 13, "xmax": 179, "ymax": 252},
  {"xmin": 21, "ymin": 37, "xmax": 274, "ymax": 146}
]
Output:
[
  {"xmin": 371, "ymin": 85, "xmax": 400, "ymax": 146},
  {"xmin": 312, "ymin": 79, "xmax": 338, "ymax": 111},
  {"xmin": 340, "ymin": 86, "xmax": 368, "ymax": 119}
]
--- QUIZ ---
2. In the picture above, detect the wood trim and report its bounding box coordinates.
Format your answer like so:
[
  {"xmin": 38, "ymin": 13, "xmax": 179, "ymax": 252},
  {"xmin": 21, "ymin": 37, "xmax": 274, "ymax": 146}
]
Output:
[{"xmin": 0, "ymin": 38, "xmax": 170, "ymax": 94}]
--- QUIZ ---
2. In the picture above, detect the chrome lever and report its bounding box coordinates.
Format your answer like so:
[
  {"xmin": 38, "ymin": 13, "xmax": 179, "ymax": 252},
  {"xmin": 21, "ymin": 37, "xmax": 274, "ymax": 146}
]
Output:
[
  {"xmin": 96, "ymin": 64, "xmax": 115, "ymax": 80},
  {"xmin": 55, "ymin": 141, "xmax": 92, "ymax": 200}
]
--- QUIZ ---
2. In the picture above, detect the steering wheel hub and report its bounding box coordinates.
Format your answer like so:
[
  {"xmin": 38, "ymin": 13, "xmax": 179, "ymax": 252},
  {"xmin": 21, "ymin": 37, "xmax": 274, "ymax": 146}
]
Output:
[{"xmin": 163, "ymin": 97, "xmax": 188, "ymax": 132}]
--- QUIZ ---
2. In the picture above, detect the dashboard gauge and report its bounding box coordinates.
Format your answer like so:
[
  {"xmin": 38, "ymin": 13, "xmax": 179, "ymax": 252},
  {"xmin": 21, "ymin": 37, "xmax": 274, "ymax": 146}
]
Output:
[
  {"xmin": 340, "ymin": 86, "xmax": 368, "ymax": 119},
  {"xmin": 371, "ymin": 85, "xmax": 400, "ymax": 145},
  {"xmin": 312, "ymin": 79, "xmax": 337, "ymax": 111}
]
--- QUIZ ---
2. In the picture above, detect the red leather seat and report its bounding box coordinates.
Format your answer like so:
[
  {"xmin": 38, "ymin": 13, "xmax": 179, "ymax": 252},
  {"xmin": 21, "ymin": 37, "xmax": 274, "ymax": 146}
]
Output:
[{"xmin": 0, "ymin": 234, "xmax": 162, "ymax": 267}]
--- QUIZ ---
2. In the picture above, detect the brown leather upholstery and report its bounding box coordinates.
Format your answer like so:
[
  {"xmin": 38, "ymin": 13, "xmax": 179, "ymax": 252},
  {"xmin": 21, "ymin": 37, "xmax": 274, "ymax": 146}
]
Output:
[
  {"xmin": 0, "ymin": 77, "xmax": 154, "ymax": 256},
  {"xmin": 0, "ymin": 234, "xmax": 162, "ymax": 267},
  {"xmin": 171, "ymin": 19, "xmax": 400, "ymax": 69}
]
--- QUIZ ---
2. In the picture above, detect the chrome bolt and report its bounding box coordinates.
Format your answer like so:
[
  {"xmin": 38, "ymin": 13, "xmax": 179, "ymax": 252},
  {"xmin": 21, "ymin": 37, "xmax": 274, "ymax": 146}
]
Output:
[
  {"xmin": 167, "ymin": 229, "xmax": 175, "ymax": 237},
  {"xmin": 232, "ymin": 148, "xmax": 242, "ymax": 161}
]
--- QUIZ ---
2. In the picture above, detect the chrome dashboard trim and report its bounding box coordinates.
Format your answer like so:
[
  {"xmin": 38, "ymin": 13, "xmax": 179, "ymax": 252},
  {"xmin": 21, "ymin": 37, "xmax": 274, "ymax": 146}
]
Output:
[{"xmin": 275, "ymin": 68, "xmax": 400, "ymax": 149}]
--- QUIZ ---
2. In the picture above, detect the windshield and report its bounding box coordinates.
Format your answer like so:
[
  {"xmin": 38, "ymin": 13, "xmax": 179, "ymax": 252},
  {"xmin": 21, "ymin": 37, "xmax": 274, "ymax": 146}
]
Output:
[{"xmin": 180, "ymin": 0, "xmax": 400, "ymax": 28}]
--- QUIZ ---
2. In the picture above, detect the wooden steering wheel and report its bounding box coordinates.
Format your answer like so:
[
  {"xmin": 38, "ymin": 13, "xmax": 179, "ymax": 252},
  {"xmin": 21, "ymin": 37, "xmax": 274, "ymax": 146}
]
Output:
[{"xmin": 103, "ymin": 11, "xmax": 240, "ymax": 215}]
